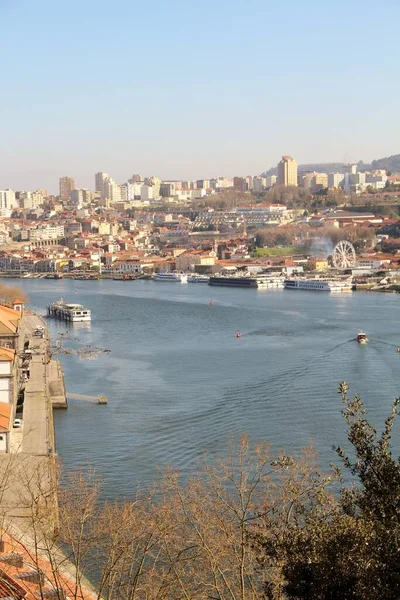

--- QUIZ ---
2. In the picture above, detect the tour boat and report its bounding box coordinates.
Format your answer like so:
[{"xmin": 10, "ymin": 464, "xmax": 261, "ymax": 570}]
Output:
[
  {"xmin": 153, "ymin": 272, "xmax": 188, "ymax": 283},
  {"xmin": 284, "ymin": 278, "xmax": 352, "ymax": 292},
  {"xmin": 356, "ymin": 331, "xmax": 368, "ymax": 344},
  {"xmin": 47, "ymin": 299, "xmax": 91, "ymax": 322}
]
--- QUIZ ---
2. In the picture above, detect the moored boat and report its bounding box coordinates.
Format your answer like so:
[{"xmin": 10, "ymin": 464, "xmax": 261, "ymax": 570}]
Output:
[
  {"xmin": 154, "ymin": 272, "xmax": 188, "ymax": 283},
  {"xmin": 187, "ymin": 274, "xmax": 210, "ymax": 283},
  {"xmin": 47, "ymin": 299, "xmax": 91, "ymax": 322},
  {"xmin": 284, "ymin": 278, "xmax": 352, "ymax": 292}
]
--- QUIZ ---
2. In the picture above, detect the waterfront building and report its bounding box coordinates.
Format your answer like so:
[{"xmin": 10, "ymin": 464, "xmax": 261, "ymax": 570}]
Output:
[
  {"xmin": 277, "ymin": 156, "xmax": 297, "ymax": 187},
  {"xmin": 59, "ymin": 176, "xmax": 75, "ymax": 200},
  {"xmin": 0, "ymin": 304, "xmax": 22, "ymax": 351}
]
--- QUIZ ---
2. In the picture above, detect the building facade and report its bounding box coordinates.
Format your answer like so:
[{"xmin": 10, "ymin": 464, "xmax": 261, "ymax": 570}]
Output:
[
  {"xmin": 59, "ymin": 176, "xmax": 75, "ymax": 200},
  {"xmin": 277, "ymin": 156, "xmax": 297, "ymax": 187}
]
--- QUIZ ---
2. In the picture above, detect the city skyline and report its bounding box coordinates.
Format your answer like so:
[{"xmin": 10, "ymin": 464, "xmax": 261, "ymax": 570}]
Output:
[{"xmin": 2, "ymin": 0, "xmax": 400, "ymax": 192}]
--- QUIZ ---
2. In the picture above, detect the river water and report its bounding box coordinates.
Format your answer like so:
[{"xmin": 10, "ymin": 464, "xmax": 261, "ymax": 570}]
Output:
[{"xmin": 8, "ymin": 278, "xmax": 400, "ymax": 497}]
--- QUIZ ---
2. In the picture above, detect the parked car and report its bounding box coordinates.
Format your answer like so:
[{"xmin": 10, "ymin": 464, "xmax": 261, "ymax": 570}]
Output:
[{"xmin": 13, "ymin": 419, "xmax": 22, "ymax": 428}]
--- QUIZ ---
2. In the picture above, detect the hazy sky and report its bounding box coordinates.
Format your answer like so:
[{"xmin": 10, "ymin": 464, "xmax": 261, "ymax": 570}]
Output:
[{"xmin": 1, "ymin": 0, "xmax": 400, "ymax": 193}]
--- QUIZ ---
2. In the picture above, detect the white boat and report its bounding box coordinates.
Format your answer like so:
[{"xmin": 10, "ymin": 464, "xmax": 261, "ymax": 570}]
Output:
[
  {"xmin": 153, "ymin": 272, "xmax": 188, "ymax": 283},
  {"xmin": 284, "ymin": 278, "xmax": 352, "ymax": 292},
  {"xmin": 256, "ymin": 276, "xmax": 285, "ymax": 289},
  {"xmin": 47, "ymin": 299, "xmax": 91, "ymax": 322},
  {"xmin": 187, "ymin": 274, "xmax": 210, "ymax": 283},
  {"xmin": 357, "ymin": 331, "xmax": 368, "ymax": 344}
]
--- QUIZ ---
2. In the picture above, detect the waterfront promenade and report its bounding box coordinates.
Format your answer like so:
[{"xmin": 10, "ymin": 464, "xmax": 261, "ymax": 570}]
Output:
[{"xmin": 0, "ymin": 311, "xmax": 65, "ymax": 534}]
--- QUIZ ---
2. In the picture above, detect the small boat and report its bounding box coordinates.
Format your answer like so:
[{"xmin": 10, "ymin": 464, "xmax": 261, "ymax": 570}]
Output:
[{"xmin": 357, "ymin": 331, "xmax": 368, "ymax": 344}]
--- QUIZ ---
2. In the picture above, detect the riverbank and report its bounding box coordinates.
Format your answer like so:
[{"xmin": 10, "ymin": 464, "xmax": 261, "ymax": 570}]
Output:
[{"xmin": 0, "ymin": 311, "xmax": 62, "ymax": 535}]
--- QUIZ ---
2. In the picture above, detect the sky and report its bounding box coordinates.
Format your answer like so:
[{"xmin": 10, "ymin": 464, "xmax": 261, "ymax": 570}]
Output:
[{"xmin": 1, "ymin": 0, "xmax": 400, "ymax": 193}]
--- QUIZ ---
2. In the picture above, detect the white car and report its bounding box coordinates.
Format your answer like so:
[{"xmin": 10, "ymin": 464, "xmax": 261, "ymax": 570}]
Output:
[{"xmin": 13, "ymin": 419, "xmax": 22, "ymax": 428}]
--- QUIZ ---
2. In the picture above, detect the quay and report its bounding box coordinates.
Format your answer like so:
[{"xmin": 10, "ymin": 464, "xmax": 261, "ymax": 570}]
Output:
[{"xmin": 0, "ymin": 307, "xmax": 62, "ymax": 534}]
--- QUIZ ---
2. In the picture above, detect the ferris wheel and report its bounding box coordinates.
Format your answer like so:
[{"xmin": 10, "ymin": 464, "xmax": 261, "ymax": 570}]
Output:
[{"xmin": 332, "ymin": 240, "xmax": 356, "ymax": 269}]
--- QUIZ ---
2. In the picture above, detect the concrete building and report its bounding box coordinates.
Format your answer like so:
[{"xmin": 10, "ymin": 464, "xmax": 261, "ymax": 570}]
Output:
[
  {"xmin": 365, "ymin": 173, "xmax": 387, "ymax": 190},
  {"xmin": 328, "ymin": 173, "xmax": 345, "ymax": 188},
  {"xmin": 59, "ymin": 176, "xmax": 75, "ymax": 200},
  {"xmin": 70, "ymin": 189, "xmax": 84, "ymax": 206},
  {"xmin": 95, "ymin": 172, "xmax": 109, "ymax": 197},
  {"xmin": 144, "ymin": 176, "xmax": 161, "ymax": 198},
  {"xmin": 128, "ymin": 174, "xmax": 143, "ymax": 183},
  {"xmin": 17, "ymin": 191, "xmax": 43, "ymax": 210},
  {"xmin": 277, "ymin": 156, "xmax": 297, "ymax": 187},
  {"xmin": 252, "ymin": 177, "xmax": 266, "ymax": 194},
  {"xmin": 160, "ymin": 182, "xmax": 176, "ymax": 197},
  {"xmin": 29, "ymin": 224, "xmax": 65, "ymax": 241},
  {"xmin": 196, "ymin": 180, "xmax": 210, "ymax": 189},
  {"xmin": 141, "ymin": 185, "xmax": 154, "ymax": 201},
  {"xmin": 0, "ymin": 190, "xmax": 16, "ymax": 214},
  {"xmin": 265, "ymin": 175, "xmax": 277, "ymax": 188}
]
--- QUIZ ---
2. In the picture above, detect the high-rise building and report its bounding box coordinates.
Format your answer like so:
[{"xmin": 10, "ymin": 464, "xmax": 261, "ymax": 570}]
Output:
[
  {"xmin": 277, "ymin": 156, "xmax": 297, "ymax": 187},
  {"xmin": 0, "ymin": 189, "xmax": 16, "ymax": 212},
  {"xmin": 95, "ymin": 172, "xmax": 109, "ymax": 197},
  {"xmin": 59, "ymin": 176, "xmax": 75, "ymax": 200}
]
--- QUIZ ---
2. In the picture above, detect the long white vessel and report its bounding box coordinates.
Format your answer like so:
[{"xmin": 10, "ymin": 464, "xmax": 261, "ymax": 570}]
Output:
[
  {"xmin": 284, "ymin": 278, "xmax": 352, "ymax": 292},
  {"xmin": 47, "ymin": 299, "xmax": 91, "ymax": 322},
  {"xmin": 153, "ymin": 272, "xmax": 188, "ymax": 283},
  {"xmin": 187, "ymin": 274, "xmax": 210, "ymax": 283}
]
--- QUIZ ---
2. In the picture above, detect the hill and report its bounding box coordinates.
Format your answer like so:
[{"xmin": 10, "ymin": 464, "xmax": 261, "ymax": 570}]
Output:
[
  {"xmin": 262, "ymin": 153, "xmax": 400, "ymax": 176},
  {"xmin": 369, "ymin": 153, "xmax": 400, "ymax": 172}
]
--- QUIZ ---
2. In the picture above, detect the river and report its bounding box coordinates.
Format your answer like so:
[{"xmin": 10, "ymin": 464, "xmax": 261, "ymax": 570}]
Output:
[{"xmin": 8, "ymin": 278, "xmax": 400, "ymax": 498}]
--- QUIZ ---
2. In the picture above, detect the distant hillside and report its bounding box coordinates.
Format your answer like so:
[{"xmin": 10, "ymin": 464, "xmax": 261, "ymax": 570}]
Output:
[
  {"xmin": 262, "ymin": 153, "xmax": 400, "ymax": 176},
  {"xmin": 262, "ymin": 163, "xmax": 348, "ymax": 176},
  {"xmin": 369, "ymin": 154, "xmax": 400, "ymax": 173}
]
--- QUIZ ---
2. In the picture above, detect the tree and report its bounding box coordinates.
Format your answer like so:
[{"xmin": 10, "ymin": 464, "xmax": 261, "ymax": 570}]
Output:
[{"xmin": 255, "ymin": 382, "xmax": 400, "ymax": 600}]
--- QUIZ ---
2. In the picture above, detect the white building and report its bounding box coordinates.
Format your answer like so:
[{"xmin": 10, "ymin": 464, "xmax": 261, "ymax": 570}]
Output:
[
  {"xmin": 365, "ymin": 174, "xmax": 387, "ymax": 190},
  {"xmin": 0, "ymin": 190, "xmax": 16, "ymax": 215},
  {"xmin": 328, "ymin": 173, "xmax": 345, "ymax": 188},
  {"xmin": 28, "ymin": 224, "xmax": 65, "ymax": 241}
]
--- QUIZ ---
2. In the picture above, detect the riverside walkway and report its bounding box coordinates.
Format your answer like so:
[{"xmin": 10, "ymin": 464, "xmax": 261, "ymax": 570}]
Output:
[{"xmin": 0, "ymin": 312, "xmax": 61, "ymax": 533}]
